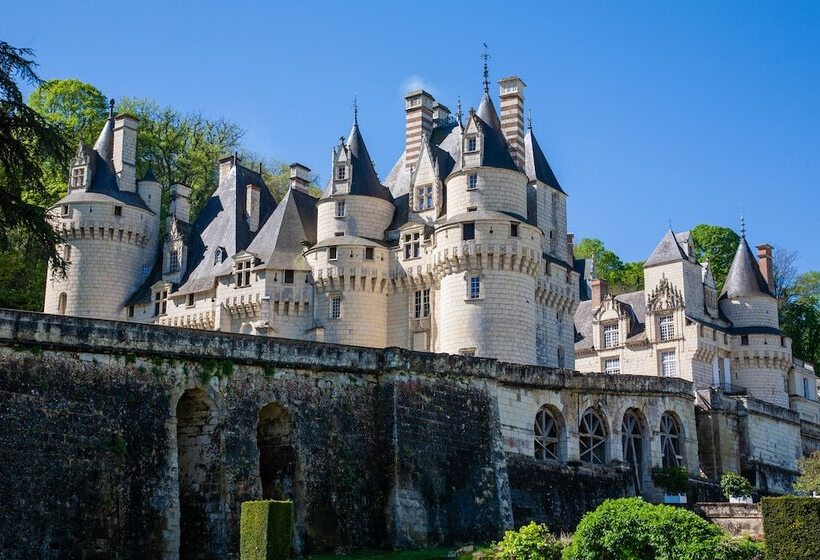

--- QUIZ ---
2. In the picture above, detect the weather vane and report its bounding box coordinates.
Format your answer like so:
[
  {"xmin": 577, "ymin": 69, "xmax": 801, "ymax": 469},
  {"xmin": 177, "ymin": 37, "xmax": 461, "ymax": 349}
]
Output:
[
  {"xmin": 353, "ymin": 95, "xmax": 358, "ymax": 125},
  {"xmin": 482, "ymin": 43, "xmax": 491, "ymax": 93},
  {"xmin": 740, "ymin": 211, "xmax": 746, "ymax": 239}
]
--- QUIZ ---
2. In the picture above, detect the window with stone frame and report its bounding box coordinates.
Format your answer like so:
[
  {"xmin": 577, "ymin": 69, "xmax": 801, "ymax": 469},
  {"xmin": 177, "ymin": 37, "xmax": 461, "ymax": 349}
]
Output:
[
  {"xmin": 154, "ymin": 289, "xmax": 168, "ymax": 316},
  {"xmin": 603, "ymin": 323, "xmax": 619, "ymax": 349},
  {"xmin": 335, "ymin": 200, "xmax": 346, "ymax": 217},
  {"xmin": 660, "ymin": 412, "xmax": 683, "ymax": 467},
  {"xmin": 63, "ymin": 244, "xmax": 72, "ymax": 262},
  {"xmin": 469, "ymin": 276, "xmax": 481, "ymax": 300},
  {"xmin": 579, "ymin": 408, "xmax": 607, "ymax": 465},
  {"xmin": 510, "ymin": 222, "xmax": 519, "ymax": 238},
  {"xmin": 61, "ymin": 204, "xmax": 69, "ymax": 216},
  {"xmin": 467, "ymin": 174, "xmax": 478, "ymax": 190},
  {"xmin": 114, "ymin": 205, "xmax": 122, "ymax": 216},
  {"xmin": 534, "ymin": 406, "xmax": 561, "ymax": 462},
  {"xmin": 659, "ymin": 315, "xmax": 675, "ymax": 341},
  {"xmin": 235, "ymin": 260, "xmax": 252, "ymax": 287},
  {"xmin": 557, "ymin": 347, "xmax": 565, "ymax": 368},
  {"xmin": 416, "ymin": 184, "xmax": 433, "ymax": 211},
  {"xmin": 336, "ymin": 165, "xmax": 346, "ymax": 180},
  {"xmin": 328, "ymin": 246, "xmax": 337, "ymax": 260},
  {"xmin": 330, "ymin": 296, "xmax": 341, "ymax": 319},
  {"xmin": 403, "ymin": 231, "xmax": 421, "ymax": 259},
  {"xmin": 168, "ymin": 248, "xmax": 180, "ymax": 273},
  {"xmin": 660, "ymin": 351, "xmax": 677, "ymax": 377},
  {"xmin": 187, "ymin": 293, "xmax": 195, "ymax": 308},
  {"xmin": 413, "ymin": 288, "xmax": 431, "ymax": 319},
  {"xmin": 465, "ymin": 135, "xmax": 477, "ymax": 152},
  {"xmin": 463, "ymin": 222, "xmax": 475, "ymax": 240},
  {"xmin": 604, "ymin": 357, "xmax": 621, "ymax": 375},
  {"xmin": 71, "ymin": 166, "xmax": 86, "ymax": 189},
  {"xmin": 365, "ymin": 247, "xmax": 374, "ymax": 260},
  {"xmin": 284, "ymin": 269, "xmax": 294, "ymax": 284},
  {"xmin": 551, "ymin": 192, "xmax": 559, "ymax": 223}
]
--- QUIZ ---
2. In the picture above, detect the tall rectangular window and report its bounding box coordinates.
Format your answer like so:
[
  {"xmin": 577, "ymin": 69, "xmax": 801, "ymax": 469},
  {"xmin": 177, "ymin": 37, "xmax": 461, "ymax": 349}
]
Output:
[
  {"xmin": 661, "ymin": 351, "xmax": 678, "ymax": 377},
  {"xmin": 328, "ymin": 246, "xmax": 337, "ymax": 260},
  {"xmin": 154, "ymin": 289, "xmax": 168, "ymax": 316},
  {"xmin": 604, "ymin": 357, "xmax": 621, "ymax": 375},
  {"xmin": 467, "ymin": 174, "xmax": 478, "ymax": 190},
  {"xmin": 463, "ymin": 222, "xmax": 475, "ymax": 240},
  {"xmin": 187, "ymin": 293, "xmax": 195, "ymax": 307},
  {"xmin": 284, "ymin": 269, "xmax": 294, "ymax": 284},
  {"xmin": 336, "ymin": 165, "xmax": 346, "ymax": 180},
  {"xmin": 330, "ymin": 296, "xmax": 341, "ymax": 319},
  {"xmin": 603, "ymin": 324, "xmax": 619, "ymax": 349},
  {"xmin": 466, "ymin": 136, "xmax": 477, "ymax": 152},
  {"xmin": 236, "ymin": 261, "xmax": 251, "ymax": 287},
  {"xmin": 804, "ymin": 377, "xmax": 812, "ymax": 399},
  {"xmin": 413, "ymin": 288, "xmax": 431, "ymax": 319},
  {"xmin": 659, "ymin": 315, "xmax": 675, "ymax": 341},
  {"xmin": 335, "ymin": 200, "xmax": 346, "ymax": 217},
  {"xmin": 403, "ymin": 232, "xmax": 421, "ymax": 259},
  {"xmin": 365, "ymin": 247, "xmax": 374, "ymax": 260},
  {"xmin": 168, "ymin": 249, "xmax": 180, "ymax": 273},
  {"xmin": 510, "ymin": 223, "xmax": 519, "ymax": 237},
  {"xmin": 71, "ymin": 167, "xmax": 85, "ymax": 188},
  {"xmin": 469, "ymin": 276, "xmax": 481, "ymax": 299},
  {"xmin": 416, "ymin": 185, "xmax": 434, "ymax": 210},
  {"xmin": 114, "ymin": 205, "xmax": 122, "ymax": 216}
]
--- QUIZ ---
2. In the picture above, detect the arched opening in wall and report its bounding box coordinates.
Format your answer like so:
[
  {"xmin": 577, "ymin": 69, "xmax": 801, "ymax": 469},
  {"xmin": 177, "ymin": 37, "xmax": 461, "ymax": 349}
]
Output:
[
  {"xmin": 621, "ymin": 409, "xmax": 647, "ymax": 493},
  {"xmin": 176, "ymin": 389, "xmax": 224, "ymax": 560},
  {"xmin": 58, "ymin": 292, "xmax": 67, "ymax": 315},
  {"xmin": 257, "ymin": 403, "xmax": 298, "ymax": 501},
  {"xmin": 660, "ymin": 411, "xmax": 684, "ymax": 468},
  {"xmin": 579, "ymin": 408, "xmax": 608, "ymax": 465},
  {"xmin": 534, "ymin": 405, "xmax": 564, "ymax": 462}
]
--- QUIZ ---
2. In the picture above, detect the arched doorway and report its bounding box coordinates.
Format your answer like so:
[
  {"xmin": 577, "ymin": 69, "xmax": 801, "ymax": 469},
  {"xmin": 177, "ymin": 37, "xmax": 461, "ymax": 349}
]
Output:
[
  {"xmin": 176, "ymin": 389, "xmax": 224, "ymax": 560},
  {"xmin": 257, "ymin": 403, "xmax": 298, "ymax": 501}
]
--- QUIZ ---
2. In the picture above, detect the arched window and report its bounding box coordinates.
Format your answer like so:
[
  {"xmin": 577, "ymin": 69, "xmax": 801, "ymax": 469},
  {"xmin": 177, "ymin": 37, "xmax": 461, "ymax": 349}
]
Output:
[
  {"xmin": 621, "ymin": 410, "xmax": 645, "ymax": 492},
  {"xmin": 579, "ymin": 408, "xmax": 607, "ymax": 465},
  {"xmin": 57, "ymin": 292, "xmax": 67, "ymax": 315},
  {"xmin": 534, "ymin": 406, "xmax": 561, "ymax": 462},
  {"xmin": 660, "ymin": 412, "xmax": 683, "ymax": 467}
]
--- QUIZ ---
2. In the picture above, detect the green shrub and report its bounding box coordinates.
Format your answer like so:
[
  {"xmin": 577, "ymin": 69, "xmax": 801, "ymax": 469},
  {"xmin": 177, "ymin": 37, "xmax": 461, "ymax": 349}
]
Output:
[
  {"xmin": 720, "ymin": 472, "xmax": 754, "ymax": 499},
  {"xmin": 794, "ymin": 451, "xmax": 820, "ymax": 495},
  {"xmin": 240, "ymin": 500, "xmax": 292, "ymax": 560},
  {"xmin": 563, "ymin": 497, "xmax": 723, "ymax": 560},
  {"xmin": 761, "ymin": 496, "xmax": 820, "ymax": 560},
  {"xmin": 715, "ymin": 537, "xmax": 766, "ymax": 560},
  {"xmin": 494, "ymin": 521, "xmax": 563, "ymax": 560},
  {"xmin": 652, "ymin": 466, "xmax": 690, "ymax": 494}
]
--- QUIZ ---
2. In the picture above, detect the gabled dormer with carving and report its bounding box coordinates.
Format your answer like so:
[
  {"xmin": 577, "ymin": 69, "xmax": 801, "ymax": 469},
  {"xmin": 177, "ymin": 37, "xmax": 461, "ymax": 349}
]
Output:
[
  {"xmin": 461, "ymin": 111, "xmax": 485, "ymax": 170},
  {"xmin": 410, "ymin": 136, "xmax": 440, "ymax": 220},
  {"xmin": 592, "ymin": 295, "xmax": 634, "ymax": 350},
  {"xmin": 702, "ymin": 262, "xmax": 719, "ymax": 318},
  {"xmin": 162, "ymin": 218, "xmax": 188, "ymax": 284},
  {"xmin": 331, "ymin": 137, "xmax": 351, "ymax": 196},
  {"xmin": 646, "ymin": 275, "xmax": 685, "ymax": 343},
  {"xmin": 69, "ymin": 144, "xmax": 93, "ymax": 192}
]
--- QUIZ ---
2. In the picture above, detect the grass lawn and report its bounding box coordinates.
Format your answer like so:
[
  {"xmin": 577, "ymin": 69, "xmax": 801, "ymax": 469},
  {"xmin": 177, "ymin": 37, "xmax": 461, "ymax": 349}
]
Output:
[{"xmin": 308, "ymin": 548, "xmax": 456, "ymax": 559}]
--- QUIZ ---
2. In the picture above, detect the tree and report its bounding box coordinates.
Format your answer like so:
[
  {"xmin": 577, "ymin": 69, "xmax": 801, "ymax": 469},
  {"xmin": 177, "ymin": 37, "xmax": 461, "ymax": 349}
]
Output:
[
  {"xmin": 0, "ymin": 41, "xmax": 69, "ymax": 270},
  {"xmin": 574, "ymin": 238, "xmax": 644, "ymax": 295},
  {"xmin": 794, "ymin": 451, "xmax": 820, "ymax": 496},
  {"xmin": 773, "ymin": 246, "xmax": 800, "ymax": 309},
  {"xmin": 780, "ymin": 270, "xmax": 820, "ymax": 366},
  {"xmin": 239, "ymin": 151, "xmax": 323, "ymax": 201},
  {"xmin": 690, "ymin": 224, "xmax": 740, "ymax": 292}
]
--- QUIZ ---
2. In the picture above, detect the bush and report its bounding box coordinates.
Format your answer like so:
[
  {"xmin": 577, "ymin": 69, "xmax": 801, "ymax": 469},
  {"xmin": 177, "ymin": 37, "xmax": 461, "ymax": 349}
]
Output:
[
  {"xmin": 240, "ymin": 500, "xmax": 292, "ymax": 560},
  {"xmin": 715, "ymin": 537, "xmax": 766, "ymax": 560},
  {"xmin": 652, "ymin": 466, "xmax": 690, "ymax": 494},
  {"xmin": 563, "ymin": 497, "xmax": 724, "ymax": 560},
  {"xmin": 761, "ymin": 496, "xmax": 820, "ymax": 560},
  {"xmin": 794, "ymin": 451, "xmax": 820, "ymax": 495},
  {"xmin": 495, "ymin": 521, "xmax": 563, "ymax": 560},
  {"xmin": 720, "ymin": 472, "xmax": 754, "ymax": 499}
]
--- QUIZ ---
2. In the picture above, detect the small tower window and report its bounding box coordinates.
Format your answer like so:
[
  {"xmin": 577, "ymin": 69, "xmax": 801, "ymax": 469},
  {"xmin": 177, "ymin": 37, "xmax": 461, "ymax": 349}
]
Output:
[
  {"xmin": 462, "ymin": 223, "xmax": 475, "ymax": 241},
  {"xmin": 63, "ymin": 244, "xmax": 72, "ymax": 261},
  {"xmin": 57, "ymin": 292, "xmax": 67, "ymax": 315},
  {"xmin": 336, "ymin": 166, "xmax": 346, "ymax": 180},
  {"xmin": 61, "ymin": 205, "xmax": 69, "ymax": 216},
  {"xmin": 466, "ymin": 136, "xmax": 477, "ymax": 152},
  {"xmin": 741, "ymin": 335, "xmax": 749, "ymax": 346},
  {"xmin": 365, "ymin": 247, "xmax": 374, "ymax": 260},
  {"xmin": 467, "ymin": 174, "xmax": 478, "ymax": 190},
  {"xmin": 114, "ymin": 205, "xmax": 122, "ymax": 216},
  {"xmin": 71, "ymin": 166, "xmax": 86, "ymax": 189},
  {"xmin": 330, "ymin": 296, "xmax": 342, "ymax": 319},
  {"xmin": 335, "ymin": 200, "xmax": 346, "ymax": 217},
  {"xmin": 127, "ymin": 305, "xmax": 135, "ymax": 318},
  {"xmin": 284, "ymin": 269, "xmax": 294, "ymax": 284},
  {"xmin": 469, "ymin": 276, "xmax": 481, "ymax": 299},
  {"xmin": 187, "ymin": 294, "xmax": 195, "ymax": 307},
  {"xmin": 510, "ymin": 223, "xmax": 519, "ymax": 238},
  {"xmin": 328, "ymin": 246, "xmax": 337, "ymax": 260}
]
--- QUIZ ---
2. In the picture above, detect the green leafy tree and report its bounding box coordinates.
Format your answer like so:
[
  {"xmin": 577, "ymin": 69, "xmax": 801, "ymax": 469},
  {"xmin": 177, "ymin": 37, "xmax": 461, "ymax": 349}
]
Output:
[
  {"xmin": 690, "ymin": 224, "xmax": 740, "ymax": 292},
  {"xmin": 794, "ymin": 451, "xmax": 820, "ymax": 495},
  {"xmin": 240, "ymin": 152, "xmax": 323, "ymax": 201},
  {"xmin": 575, "ymin": 238, "xmax": 644, "ymax": 295},
  {"xmin": 611, "ymin": 261, "xmax": 645, "ymax": 294},
  {"xmin": 495, "ymin": 521, "xmax": 564, "ymax": 560},
  {"xmin": 779, "ymin": 270, "xmax": 820, "ymax": 365}
]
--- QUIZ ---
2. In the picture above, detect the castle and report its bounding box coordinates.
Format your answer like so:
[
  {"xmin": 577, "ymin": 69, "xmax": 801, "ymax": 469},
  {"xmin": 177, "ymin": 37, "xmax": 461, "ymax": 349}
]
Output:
[{"xmin": 27, "ymin": 62, "xmax": 820, "ymax": 556}]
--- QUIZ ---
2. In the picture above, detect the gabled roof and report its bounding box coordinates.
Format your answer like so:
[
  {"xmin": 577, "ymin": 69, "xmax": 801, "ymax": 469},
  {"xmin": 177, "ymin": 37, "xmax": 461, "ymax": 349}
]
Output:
[
  {"xmin": 719, "ymin": 237, "xmax": 774, "ymax": 300},
  {"xmin": 323, "ymin": 121, "xmax": 393, "ymax": 202},
  {"xmin": 246, "ymin": 187, "xmax": 318, "ymax": 271},
  {"xmin": 176, "ymin": 161, "xmax": 276, "ymax": 295},
  {"xmin": 523, "ymin": 128, "xmax": 564, "ymax": 193},
  {"xmin": 644, "ymin": 229, "xmax": 691, "ymax": 268},
  {"xmin": 453, "ymin": 110, "xmax": 518, "ymax": 173}
]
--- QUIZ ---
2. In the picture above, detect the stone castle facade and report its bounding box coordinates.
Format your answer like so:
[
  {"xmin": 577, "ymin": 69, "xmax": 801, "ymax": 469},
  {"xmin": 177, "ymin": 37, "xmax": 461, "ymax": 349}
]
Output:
[{"xmin": 44, "ymin": 74, "xmax": 576, "ymax": 368}]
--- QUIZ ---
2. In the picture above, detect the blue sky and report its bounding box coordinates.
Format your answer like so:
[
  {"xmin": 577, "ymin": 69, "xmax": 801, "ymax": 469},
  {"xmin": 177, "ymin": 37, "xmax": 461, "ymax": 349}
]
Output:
[{"xmin": 3, "ymin": 1, "xmax": 818, "ymax": 268}]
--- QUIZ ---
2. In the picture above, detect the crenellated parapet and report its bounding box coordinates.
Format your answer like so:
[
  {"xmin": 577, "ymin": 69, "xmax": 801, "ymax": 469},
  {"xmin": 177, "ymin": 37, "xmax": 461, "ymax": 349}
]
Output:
[
  {"xmin": 432, "ymin": 239, "xmax": 541, "ymax": 276},
  {"xmin": 54, "ymin": 218, "xmax": 153, "ymax": 248},
  {"xmin": 312, "ymin": 266, "xmax": 390, "ymax": 294},
  {"xmin": 535, "ymin": 276, "xmax": 578, "ymax": 313}
]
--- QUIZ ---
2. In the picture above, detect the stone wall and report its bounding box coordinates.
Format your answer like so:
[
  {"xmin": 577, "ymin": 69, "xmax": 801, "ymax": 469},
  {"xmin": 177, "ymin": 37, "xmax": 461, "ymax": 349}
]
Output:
[{"xmin": 693, "ymin": 503, "xmax": 763, "ymax": 538}]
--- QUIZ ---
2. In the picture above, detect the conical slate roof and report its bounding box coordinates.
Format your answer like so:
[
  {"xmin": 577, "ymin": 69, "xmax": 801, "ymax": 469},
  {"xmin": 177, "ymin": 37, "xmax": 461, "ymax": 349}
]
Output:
[
  {"xmin": 719, "ymin": 237, "xmax": 774, "ymax": 300},
  {"xmin": 524, "ymin": 128, "xmax": 564, "ymax": 193},
  {"xmin": 644, "ymin": 229, "xmax": 690, "ymax": 268},
  {"xmin": 476, "ymin": 92, "xmax": 501, "ymax": 131},
  {"xmin": 323, "ymin": 121, "xmax": 392, "ymax": 202},
  {"xmin": 93, "ymin": 115, "xmax": 114, "ymax": 164},
  {"xmin": 246, "ymin": 187, "xmax": 317, "ymax": 270}
]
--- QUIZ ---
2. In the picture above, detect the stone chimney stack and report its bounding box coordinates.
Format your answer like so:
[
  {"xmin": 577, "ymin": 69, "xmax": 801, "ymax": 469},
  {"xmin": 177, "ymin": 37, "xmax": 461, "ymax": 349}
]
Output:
[
  {"xmin": 591, "ymin": 278, "xmax": 608, "ymax": 307},
  {"xmin": 169, "ymin": 184, "xmax": 191, "ymax": 223},
  {"xmin": 432, "ymin": 101, "xmax": 450, "ymax": 124},
  {"xmin": 756, "ymin": 244, "xmax": 775, "ymax": 293},
  {"xmin": 219, "ymin": 154, "xmax": 238, "ymax": 182},
  {"xmin": 404, "ymin": 90, "xmax": 434, "ymax": 170},
  {"xmin": 113, "ymin": 114, "xmax": 138, "ymax": 193},
  {"xmin": 246, "ymin": 184, "xmax": 261, "ymax": 233},
  {"xmin": 498, "ymin": 76, "xmax": 526, "ymax": 169},
  {"xmin": 289, "ymin": 163, "xmax": 311, "ymax": 193},
  {"xmin": 566, "ymin": 233, "xmax": 575, "ymax": 263}
]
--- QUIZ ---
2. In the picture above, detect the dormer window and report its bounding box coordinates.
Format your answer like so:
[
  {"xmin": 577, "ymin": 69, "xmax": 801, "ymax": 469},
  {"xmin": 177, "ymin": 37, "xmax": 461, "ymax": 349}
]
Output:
[
  {"xmin": 659, "ymin": 315, "xmax": 675, "ymax": 341},
  {"xmin": 335, "ymin": 200, "xmax": 346, "ymax": 217},
  {"xmin": 336, "ymin": 165, "xmax": 346, "ymax": 180},
  {"xmin": 416, "ymin": 185, "xmax": 433, "ymax": 211},
  {"xmin": 603, "ymin": 324, "xmax": 619, "ymax": 349},
  {"xmin": 235, "ymin": 260, "xmax": 252, "ymax": 287},
  {"xmin": 154, "ymin": 289, "xmax": 168, "ymax": 316},
  {"xmin": 168, "ymin": 249, "xmax": 180, "ymax": 273},
  {"xmin": 71, "ymin": 166, "xmax": 86, "ymax": 189},
  {"xmin": 214, "ymin": 247, "xmax": 226, "ymax": 265},
  {"xmin": 466, "ymin": 136, "xmax": 478, "ymax": 152},
  {"xmin": 284, "ymin": 269, "xmax": 294, "ymax": 284}
]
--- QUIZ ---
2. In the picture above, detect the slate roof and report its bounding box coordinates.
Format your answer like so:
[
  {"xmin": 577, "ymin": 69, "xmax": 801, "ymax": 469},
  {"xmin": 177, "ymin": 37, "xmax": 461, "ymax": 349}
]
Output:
[
  {"xmin": 523, "ymin": 128, "xmax": 565, "ymax": 193},
  {"xmin": 644, "ymin": 229, "xmax": 691, "ymax": 268},
  {"xmin": 720, "ymin": 237, "xmax": 774, "ymax": 300},
  {"xmin": 323, "ymin": 122, "xmax": 393, "ymax": 202},
  {"xmin": 246, "ymin": 187, "xmax": 318, "ymax": 271},
  {"xmin": 574, "ymin": 290, "xmax": 648, "ymax": 350},
  {"xmin": 476, "ymin": 92, "xmax": 502, "ymax": 131},
  {"xmin": 176, "ymin": 161, "xmax": 275, "ymax": 295}
]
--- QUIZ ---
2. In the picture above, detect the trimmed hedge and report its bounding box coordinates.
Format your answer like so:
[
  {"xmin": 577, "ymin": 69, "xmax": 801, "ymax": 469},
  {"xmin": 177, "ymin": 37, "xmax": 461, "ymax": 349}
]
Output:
[
  {"xmin": 240, "ymin": 500, "xmax": 293, "ymax": 560},
  {"xmin": 761, "ymin": 496, "xmax": 820, "ymax": 560}
]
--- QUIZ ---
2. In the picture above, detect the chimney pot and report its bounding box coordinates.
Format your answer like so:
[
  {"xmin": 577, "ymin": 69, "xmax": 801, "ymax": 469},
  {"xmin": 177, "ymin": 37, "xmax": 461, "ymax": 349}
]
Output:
[
  {"xmin": 404, "ymin": 90, "xmax": 435, "ymax": 169},
  {"xmin": 113, "ymin": 114, "xmax": 138, "ymax": 193},
  {"xmin": 498, "ymin": 76, "xmax": 527, "ymax": 169},
  {"xmin": 245, "ymin": 184, "xmax": 261, "ymax": 233},
  {"xmin": 590, "ymin": 278, "xmax": 608, "ymax": 307},
  {"xmin": 756, "ymin": 243, "xmax": 775, "ymax": 293},
  {"xmin": 289, "ymin": 163, "xmax": 311, "ymax": 193},
  {"xmin": 566, "ymin": 233, "xmax": 575, "ymax": 263}
]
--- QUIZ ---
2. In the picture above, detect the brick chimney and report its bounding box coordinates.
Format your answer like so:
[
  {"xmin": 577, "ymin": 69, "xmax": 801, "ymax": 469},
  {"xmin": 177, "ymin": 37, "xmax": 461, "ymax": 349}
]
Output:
[
  {"xmin": 404, "ymin": 90, "xmax": 434, "ymax": 170},
  {"xmin": 245, "ymin": 184, "xmax": 260, "ymax": 233},
  {"xmin": 591, "ymin": 278, "xmax": 608, "ymax": 307},
  {"xmin": 113, "ymin": 114, "xmax": 138, "ymax": 193},
  {"xmin": 566, "ymin": 233, "xmax": 575, "ymax": 263},
  {"xmin": 498, "ymin": 76, "xmax": 526, "ymax": 169},
  {"xmin": 289, "ymin": 163, "xmax": 311, "ymax": 193},
  {"xmin": 756, "ymin": 244, "xmax": 775, "ymax": 293}
]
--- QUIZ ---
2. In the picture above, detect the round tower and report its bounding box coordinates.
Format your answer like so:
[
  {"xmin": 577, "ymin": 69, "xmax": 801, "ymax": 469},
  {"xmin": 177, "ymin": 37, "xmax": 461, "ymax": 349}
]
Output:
[
  {"xmin": 719, "ymin": 231, "xmax": 790, "ymax": 407},
  {"xmin": 44, "ymin": 108, "xmax": 161, "ymax": 320},
  {"xmin": 433, "ymin": 90, "xmax": 541, "ymax": 364},
  {"xmin": 307, "ymin": 117, "xmax": 394, "ymax": 347}
]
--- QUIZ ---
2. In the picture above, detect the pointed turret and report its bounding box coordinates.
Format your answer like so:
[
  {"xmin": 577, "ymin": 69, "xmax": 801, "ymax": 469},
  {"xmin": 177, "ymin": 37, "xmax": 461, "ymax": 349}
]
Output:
[
  {"xmin": 720, "ymin": 236, "xmax": 774, "ymax": 300},
  {"xmin": 644, "ymin": 229, "xmax": 690, "ymax": 268},
  {"xmin": 523, "ymin": 126, "xmax": 564, "ymax": 193},
  {"xmin": 93, "ymin": 99, "xmax": 115, "ymax": 163},
  {"xmin": 476, "ymin": 92, "xmax": 502, "ymax": 131},
  {"xmin": 324, "ymin": 118, "xmax": 392, "ymax": 202}
]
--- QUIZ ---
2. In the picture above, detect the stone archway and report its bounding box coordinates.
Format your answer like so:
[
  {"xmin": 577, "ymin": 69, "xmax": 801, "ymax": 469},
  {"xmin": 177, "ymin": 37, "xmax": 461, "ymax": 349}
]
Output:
[
  {"xmin": 257, "ymin": 403, "xmax": 297, "ymax": 501},
  {"xmin": 176, "ymin": 389, "xmax": 225, "ymax": 560}
]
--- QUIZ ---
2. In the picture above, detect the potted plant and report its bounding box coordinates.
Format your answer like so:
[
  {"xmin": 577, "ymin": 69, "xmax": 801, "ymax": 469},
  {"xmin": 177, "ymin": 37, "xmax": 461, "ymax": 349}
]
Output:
[
  {"xmin": 652, "ymin": 466, "xmax": 689, "ymax": 504},
  {"xmin": 720, "ymin": 472, "xmax": 754, "ymax": 503}
]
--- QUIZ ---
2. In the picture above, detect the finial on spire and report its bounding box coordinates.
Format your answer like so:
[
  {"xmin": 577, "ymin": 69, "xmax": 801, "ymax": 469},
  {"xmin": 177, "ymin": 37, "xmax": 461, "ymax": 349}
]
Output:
[
  {"xmin": 740, "ymin": 211, "xmax": 746, "ymax": 239},
  {"xmin": 668, "ymin": 218, "xmax": 673, "ymax": 230},
  {"xmin": 108, "ymin": 98, "xmax": 115, "ymax": 119},
  {"xmin": 481, "ymin": 43, "xmax": 491, "ymax": 93},
  {"xmin": 353, "ymin": 95, "xmax": 358, "ymax": 125},
  {"xmin": 527, "ymin": 109, "xmax": 532, "ymax": 130},
  {"xmin": 456, "ymin": 97, "xmax": 463, "ymax": 125}
]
